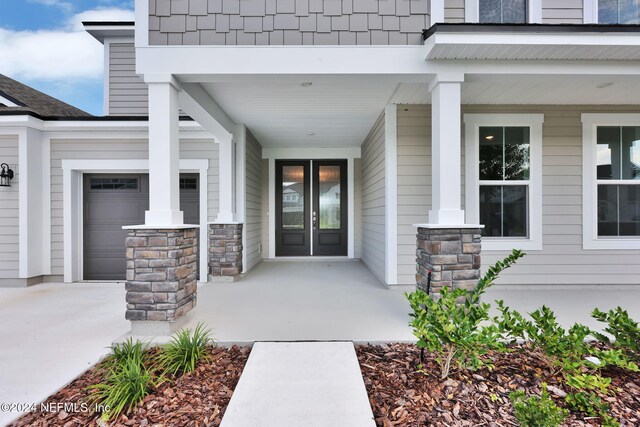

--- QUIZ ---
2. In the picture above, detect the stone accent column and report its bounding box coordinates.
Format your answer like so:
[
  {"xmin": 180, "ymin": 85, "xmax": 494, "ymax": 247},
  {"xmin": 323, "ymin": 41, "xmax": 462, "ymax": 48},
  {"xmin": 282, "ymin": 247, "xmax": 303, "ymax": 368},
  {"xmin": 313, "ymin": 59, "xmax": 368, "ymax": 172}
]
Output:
[
  {"xmin": 416, "ymin": 227, "xmax": 482, "ymax": 295},
  {"xmin": 125, "ymin": 228, "xmax": 198, "ymax": 325},
  {"xmin": 209, "ymin": 223, "xmax": 243, "ymax": 281}
]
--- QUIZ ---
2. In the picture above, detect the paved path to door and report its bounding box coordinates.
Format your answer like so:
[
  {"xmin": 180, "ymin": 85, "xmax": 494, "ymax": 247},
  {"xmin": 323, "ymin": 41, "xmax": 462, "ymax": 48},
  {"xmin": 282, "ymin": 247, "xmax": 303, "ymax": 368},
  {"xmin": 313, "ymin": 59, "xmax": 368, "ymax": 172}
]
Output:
[
  {"xmin": 0, "ymin": 282, "xmax": 128, "ymax": 426},
  {"xmin": 182, "ymin": 260, "xmax": 416, "ymax": 343},
  {"xmin": 220, "ymin": 342, "xmax": 375, "ymax": 427}
]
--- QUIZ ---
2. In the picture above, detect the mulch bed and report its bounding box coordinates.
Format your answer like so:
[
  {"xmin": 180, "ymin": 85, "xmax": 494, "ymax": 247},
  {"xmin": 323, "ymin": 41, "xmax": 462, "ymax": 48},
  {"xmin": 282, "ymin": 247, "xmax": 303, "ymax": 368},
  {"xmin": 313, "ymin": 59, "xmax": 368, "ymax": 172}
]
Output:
[
  {"xmin": 357, "ymin": 343, "xmax": 640, "ymax": 427},
  {"xmin": 10, "ymin": 345, "xmax": 250, "ymax": 427}
]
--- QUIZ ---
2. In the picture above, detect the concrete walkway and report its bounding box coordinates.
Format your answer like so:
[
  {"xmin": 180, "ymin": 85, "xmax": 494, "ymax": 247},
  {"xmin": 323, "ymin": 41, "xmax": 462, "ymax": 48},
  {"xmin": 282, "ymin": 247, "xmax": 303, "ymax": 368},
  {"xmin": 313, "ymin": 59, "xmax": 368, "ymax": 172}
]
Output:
[
  {"xmin": 181, "ymin": 260, "xmax": 416, "ymax": 343},
  {"xmin": 0, "ymin": 282, "xmax": 128, "ymax": 426},
  {"xmin": 220, "ymin": 342, "xmax": 375, "ymax": 427}
]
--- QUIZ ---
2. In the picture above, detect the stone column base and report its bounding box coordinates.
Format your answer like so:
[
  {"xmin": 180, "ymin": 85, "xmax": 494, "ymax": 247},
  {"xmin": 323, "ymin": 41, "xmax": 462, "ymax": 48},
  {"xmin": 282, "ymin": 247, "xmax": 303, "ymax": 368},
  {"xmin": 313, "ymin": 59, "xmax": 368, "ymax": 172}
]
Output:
[
  {"xmin": 124, "ymin": 227, "xmax": 198, "ymax": 323},
  {"xmin": 209, "ymin": 223, "xmax": 243, "ymax": 281},
  {"xmin": 416, "ymin": 227, "xmax": 482, "ymax": 295}
]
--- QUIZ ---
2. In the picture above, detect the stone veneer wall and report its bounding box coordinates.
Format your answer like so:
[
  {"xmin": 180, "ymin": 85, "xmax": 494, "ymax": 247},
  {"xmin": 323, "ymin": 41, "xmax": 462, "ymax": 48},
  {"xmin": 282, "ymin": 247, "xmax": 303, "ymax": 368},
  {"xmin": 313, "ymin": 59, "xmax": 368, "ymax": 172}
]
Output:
[
  {"xmin": 125, "ymin": 228, "xmax": 198, "ymax": 321},
  {"xmin": 416, "ymin": 227, "xmax": 482, "ymax": 295},
  {"xmin": 209, "ymin": 223, "xmax": 243, "ymax": 278}
]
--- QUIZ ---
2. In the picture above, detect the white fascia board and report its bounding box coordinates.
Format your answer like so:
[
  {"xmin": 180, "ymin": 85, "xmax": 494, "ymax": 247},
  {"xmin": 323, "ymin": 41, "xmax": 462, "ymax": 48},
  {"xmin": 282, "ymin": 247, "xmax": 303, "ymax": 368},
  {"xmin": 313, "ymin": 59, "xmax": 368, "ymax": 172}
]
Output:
[
  {"xmin": 84, "ymin": 25, "xmax": 135, "ymax": 44},
  {"xmin": 136, "ymin": 46, "xmax": 431, "ymax": 77},
  {"xmin": 136, "ymin": 45, "xmax": 639, "ymax": 80},
  {"xmin": 429, "ymin": 32, "xmax": 640, "ymax": 48},
  {"xmin": 0, "ymin": 94, "xmax": 19, "ymax": 107},
  {"xmin": 0, "ymin": 115, "xmax": 44, "ymax": 129}
]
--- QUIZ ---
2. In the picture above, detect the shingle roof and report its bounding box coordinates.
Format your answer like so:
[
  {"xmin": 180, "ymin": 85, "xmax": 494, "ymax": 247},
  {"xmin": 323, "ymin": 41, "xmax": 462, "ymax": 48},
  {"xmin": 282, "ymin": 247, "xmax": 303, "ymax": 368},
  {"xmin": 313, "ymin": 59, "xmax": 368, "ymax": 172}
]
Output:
[{"xmin": 0, "ymin": 74, "xmax": 92, "ymax": 118}]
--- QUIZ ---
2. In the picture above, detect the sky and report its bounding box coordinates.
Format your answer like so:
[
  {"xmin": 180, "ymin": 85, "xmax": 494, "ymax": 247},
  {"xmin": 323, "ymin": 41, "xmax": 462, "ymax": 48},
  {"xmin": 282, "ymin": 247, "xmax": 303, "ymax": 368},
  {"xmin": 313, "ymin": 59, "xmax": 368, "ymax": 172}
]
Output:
[{"xmin": 0, "ymin": 0, "xmax": 135, "ymax": 116}]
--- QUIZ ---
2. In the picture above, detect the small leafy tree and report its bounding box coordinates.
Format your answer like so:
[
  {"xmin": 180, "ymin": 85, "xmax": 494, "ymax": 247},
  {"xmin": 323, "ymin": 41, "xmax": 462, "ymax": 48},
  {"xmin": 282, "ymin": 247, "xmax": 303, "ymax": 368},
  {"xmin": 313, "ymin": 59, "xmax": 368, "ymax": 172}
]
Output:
[{"xmin": 406, "ymin": 249, "xmax": 525, "ymax": 379}]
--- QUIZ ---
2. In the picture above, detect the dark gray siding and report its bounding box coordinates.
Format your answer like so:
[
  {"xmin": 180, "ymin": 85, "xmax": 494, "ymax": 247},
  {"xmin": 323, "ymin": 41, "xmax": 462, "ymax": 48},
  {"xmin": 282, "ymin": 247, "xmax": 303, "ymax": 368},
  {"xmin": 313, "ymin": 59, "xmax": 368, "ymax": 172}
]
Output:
[{"xmin": 149, "ymin": 0, "xmax": 431, "ymax": 45}]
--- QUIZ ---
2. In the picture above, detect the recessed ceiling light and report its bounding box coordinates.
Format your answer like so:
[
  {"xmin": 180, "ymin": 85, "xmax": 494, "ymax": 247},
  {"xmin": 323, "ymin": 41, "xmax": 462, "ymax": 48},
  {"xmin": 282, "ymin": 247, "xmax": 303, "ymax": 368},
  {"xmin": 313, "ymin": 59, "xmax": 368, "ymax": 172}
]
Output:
[
  {"xmin": 307, "ymin": 132, "xmax": 316, "ymax": 136},
  {"xmin": 485, "ymin": 135, "xmax": 494, "ymax": 141},
  {"xmin": 301, "ymin": 82, "xmax": 312, "ymax": 87},
  {"xmin": 596, "ymin": 83, "xmax": 614, "ymax": 89}
]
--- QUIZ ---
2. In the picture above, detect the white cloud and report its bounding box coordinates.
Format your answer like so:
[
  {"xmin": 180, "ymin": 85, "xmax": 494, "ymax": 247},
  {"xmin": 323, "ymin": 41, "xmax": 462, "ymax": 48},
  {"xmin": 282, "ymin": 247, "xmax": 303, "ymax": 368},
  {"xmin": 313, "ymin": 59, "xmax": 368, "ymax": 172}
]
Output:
[{"xmin": 0, "ymin": 8, "xmax": 134, "ymax": 81}]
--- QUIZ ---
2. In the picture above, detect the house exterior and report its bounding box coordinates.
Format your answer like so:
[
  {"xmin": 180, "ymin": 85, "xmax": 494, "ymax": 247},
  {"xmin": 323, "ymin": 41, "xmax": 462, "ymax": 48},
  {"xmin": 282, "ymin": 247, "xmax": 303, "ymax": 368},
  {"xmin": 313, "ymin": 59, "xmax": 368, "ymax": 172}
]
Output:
[{"xmin": 1, "ymin": 0, "xmax": 639, "ymax": 333}]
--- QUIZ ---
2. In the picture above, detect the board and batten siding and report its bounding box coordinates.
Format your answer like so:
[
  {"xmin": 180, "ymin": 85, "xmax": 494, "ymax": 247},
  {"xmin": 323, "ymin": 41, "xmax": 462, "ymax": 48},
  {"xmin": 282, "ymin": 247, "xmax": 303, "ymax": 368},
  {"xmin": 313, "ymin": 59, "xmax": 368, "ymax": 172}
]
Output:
[
  {"xmin": 396, "ymin": 104, "xmax": 640, "ymax": 286},
  {"xmin": 49, "ymin": 139, "xmax": 218, "ymax": 276},
  {"xmin": 541, "ymin": 0, "xmax": 583, "ymax": 24},
  {"xmin": 244, "ymin": 130, "xmax": 262, "ymax": 271},
  {"xmin": 444, "ymin": 0, "xmax": 465, "ymax": 22},
  {"xmin": 0, "ymin": 136, "xmax": 19, "ymax": 279},
  {"xmin": 108, "ymin": 43, "xmax": 149, "ymax": 116},
  {"xmin": 360, "ymin": 111, "xmax": 386, "ymax": 283}
]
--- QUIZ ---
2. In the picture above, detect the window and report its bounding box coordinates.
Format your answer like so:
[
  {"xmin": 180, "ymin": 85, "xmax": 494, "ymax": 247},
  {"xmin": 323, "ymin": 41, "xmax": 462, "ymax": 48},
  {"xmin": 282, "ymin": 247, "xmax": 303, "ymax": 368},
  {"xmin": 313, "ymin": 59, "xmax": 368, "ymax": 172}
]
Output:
[
  {"xmin": 582, "ymin": 114, "xmax": 640, "ymax": 249},
  {"xmin": 479, "ymin": 0, "xmax": 527, "ymax": 23},
  {"xmin": 465, "ymin": 114, "xmax": 543, "ymax": 251},
  {"xmin": 90, "ymin": 178, "xmax": 138, "ymax": 190},
  {"xmin": 599, "ymin": 0, "xmax": 640, "ymax": 24}
]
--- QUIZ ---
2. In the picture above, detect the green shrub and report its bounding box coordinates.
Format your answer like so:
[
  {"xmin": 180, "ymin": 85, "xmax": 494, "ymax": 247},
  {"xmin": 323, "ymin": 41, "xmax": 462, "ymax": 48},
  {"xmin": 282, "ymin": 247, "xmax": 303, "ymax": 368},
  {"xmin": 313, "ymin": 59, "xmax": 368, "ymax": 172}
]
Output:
[
  {"xmin": 156, "ymin": 322, "xmax": 212, "ymax": 377},
  {"xmin": 592, "ymin": 307, "xmax": 640, "ymax": 361},
  {"xmin": 102, "ymin": 337, "xmax": 148, "ymax": 369},
  {"xmin": 88, "ymin": 344, "xmax": 158, "ymax": 421},
  {"xmin": 406, "ymin": 249, "xmax": 525, "ymax": 379},
  {"xmin": 495, "ymin": 303, "xmax": 592, "ymax": 364},
  {"xmin": 510, "ymin": 388, "xmax": 568, "ymax": 427}
]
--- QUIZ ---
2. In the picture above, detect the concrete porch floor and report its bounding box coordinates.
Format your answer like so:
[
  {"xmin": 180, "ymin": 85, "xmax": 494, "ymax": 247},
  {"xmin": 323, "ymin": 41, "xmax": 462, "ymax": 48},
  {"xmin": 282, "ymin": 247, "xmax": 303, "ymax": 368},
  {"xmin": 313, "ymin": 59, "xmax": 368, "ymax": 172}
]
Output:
[{"xmin": 180, "ymin": 260, "xmax": 416, "ymax": 343}]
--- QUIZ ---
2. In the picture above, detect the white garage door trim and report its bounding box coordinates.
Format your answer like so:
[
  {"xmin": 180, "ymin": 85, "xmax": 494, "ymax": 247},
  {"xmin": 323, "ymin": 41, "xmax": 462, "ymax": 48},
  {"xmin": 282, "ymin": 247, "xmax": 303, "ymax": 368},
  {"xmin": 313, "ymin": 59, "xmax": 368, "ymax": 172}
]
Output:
[{"xmin": 62, "ymin": 159, "xmax": 209, "ymax": 283}]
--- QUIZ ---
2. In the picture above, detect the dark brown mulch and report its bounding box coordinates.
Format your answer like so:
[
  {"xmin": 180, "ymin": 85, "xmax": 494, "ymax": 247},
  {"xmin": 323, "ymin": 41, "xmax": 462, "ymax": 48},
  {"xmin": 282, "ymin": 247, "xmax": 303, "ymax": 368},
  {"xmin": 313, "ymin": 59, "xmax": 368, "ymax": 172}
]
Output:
[
  {"xmin": 356, "ymin": 343, "xmax": 640, "ymax": 427},
  {"xmin": 10, "ymin": 345, "xmax": 250, "ymax": 427}
]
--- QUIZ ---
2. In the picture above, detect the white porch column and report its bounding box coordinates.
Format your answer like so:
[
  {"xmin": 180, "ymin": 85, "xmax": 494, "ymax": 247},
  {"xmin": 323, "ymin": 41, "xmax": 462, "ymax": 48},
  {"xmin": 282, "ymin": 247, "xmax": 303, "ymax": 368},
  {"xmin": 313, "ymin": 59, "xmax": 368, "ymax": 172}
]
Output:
[
  {"xmin": 215, "ymin": 135, "xmax": 236, "ymax": 223},
  {"xmin": 428, "ymin": 74, "xmax": 465, "ymax": 225},
  {"xmin": 145, "ymin": 75, "xmax": 183, "ymax": 226}
]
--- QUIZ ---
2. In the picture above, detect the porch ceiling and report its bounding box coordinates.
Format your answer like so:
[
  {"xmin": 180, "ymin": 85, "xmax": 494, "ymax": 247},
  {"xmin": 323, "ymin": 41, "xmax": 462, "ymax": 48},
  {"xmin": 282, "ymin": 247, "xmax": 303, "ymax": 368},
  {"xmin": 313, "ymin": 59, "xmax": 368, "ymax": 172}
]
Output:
[
  {"xmin": 391, "ymin": 75, "xmax": 640, "ymax": 105},
  {"xmin": 201, "ymin": 78, "xmax": 400, "ymax": 148},
  {"xmin": 196, "ymin": 73, "xmax": 639, "ymax": 148}
]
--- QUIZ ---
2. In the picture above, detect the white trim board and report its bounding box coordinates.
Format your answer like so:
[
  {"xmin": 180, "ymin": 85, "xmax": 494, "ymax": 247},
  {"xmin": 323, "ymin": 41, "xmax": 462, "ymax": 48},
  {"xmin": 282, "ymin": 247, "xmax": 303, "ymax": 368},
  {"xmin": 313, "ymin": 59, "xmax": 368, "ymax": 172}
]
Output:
[
  {"xmin": 464, "ymin": 113, "xmax": 544, "ymax": 251},
  {"xmin": 262, "ymin": 148, "xmax": 362, "ymax": 260},
  {"xmin": 581, "ymin": 113, "xmax": 640, "ymax": 250},
  {"xmin": 384, "ymin": 105, "xmax": 398, "ymax": 285},
  {"xmin": 61, "ymin": 159, "xmax": 209, "ymax": 283}
]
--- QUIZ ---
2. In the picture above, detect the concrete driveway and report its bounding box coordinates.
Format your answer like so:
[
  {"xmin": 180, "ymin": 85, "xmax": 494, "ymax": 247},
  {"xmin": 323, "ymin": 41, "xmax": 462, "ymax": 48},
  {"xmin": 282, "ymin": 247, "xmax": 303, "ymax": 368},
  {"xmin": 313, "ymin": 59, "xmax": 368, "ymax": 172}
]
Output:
[{"xmin": 0, "ymin": 282, "xmax": 128, "ymax": 426}]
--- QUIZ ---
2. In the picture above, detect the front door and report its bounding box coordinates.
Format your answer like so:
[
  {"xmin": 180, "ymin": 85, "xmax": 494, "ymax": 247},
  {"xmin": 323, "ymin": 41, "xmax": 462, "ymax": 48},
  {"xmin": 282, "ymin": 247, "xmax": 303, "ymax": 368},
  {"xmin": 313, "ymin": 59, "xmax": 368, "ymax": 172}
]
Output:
[{"xmin": 275, "ymin": 160, "xmax": 347, "ymax": 256}]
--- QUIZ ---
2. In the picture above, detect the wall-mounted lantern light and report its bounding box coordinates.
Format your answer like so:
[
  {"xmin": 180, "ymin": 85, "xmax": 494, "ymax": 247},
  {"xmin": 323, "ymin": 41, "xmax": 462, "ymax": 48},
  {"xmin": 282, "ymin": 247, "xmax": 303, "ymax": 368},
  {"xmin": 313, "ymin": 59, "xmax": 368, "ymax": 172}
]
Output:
[{"xmin": 0, "ymin": 163, "xmax": 14, "ymax": 187}]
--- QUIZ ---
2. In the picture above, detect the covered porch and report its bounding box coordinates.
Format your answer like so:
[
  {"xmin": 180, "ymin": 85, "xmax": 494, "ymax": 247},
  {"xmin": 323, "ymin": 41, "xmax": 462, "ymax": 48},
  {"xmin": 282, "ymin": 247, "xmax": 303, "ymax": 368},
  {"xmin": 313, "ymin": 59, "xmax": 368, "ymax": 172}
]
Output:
[{"xmin": 126, "ymin": 26, "xmax": 640, "ymax": 335}]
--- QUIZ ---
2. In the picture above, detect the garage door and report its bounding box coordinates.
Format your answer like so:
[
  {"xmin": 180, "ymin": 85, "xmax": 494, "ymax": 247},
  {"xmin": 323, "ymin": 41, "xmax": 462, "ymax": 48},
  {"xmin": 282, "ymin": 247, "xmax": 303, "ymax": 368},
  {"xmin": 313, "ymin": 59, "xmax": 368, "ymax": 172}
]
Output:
[{"xmin": 83, "ymin": 174, "xmax": 200, "ymax": 281}]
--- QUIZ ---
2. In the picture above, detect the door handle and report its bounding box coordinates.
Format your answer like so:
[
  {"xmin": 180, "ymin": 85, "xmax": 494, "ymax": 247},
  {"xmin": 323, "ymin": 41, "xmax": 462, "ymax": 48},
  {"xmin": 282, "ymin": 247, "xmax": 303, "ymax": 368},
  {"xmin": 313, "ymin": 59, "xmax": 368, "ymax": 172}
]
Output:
[{"xmin": 312, "ymin": 211, "xmax": 317, "ymax": 229}]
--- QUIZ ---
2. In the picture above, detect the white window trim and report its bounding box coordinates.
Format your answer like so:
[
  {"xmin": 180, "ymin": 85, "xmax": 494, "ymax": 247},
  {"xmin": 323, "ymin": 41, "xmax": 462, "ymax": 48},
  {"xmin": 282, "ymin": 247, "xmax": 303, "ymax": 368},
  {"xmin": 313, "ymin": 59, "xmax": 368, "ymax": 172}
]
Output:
[
  {"xmin": 464, "ymin": 114, "xmax": 544, "ymax": 251},
  {"xmin": 465, "ymin": 0, "xmax": 542, "ymax": 23},
  {"xmin": 582, "ymin": 113, "xmax": 640, "ymax": 250},
  {"xmin": 584, "ymin": 0, "xmax": 598, "ymax": 23}
]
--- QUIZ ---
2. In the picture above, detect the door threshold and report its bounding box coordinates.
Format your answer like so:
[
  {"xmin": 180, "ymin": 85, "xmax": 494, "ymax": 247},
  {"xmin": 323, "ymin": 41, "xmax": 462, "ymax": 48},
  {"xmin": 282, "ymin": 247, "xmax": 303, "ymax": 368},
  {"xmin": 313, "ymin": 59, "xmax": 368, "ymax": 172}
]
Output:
[{"xmin": 267, "ymin": 256, "xmax": 354, "ymax": 262}]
